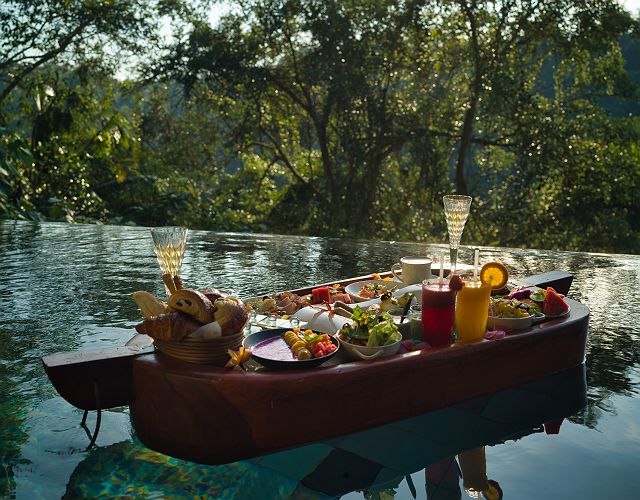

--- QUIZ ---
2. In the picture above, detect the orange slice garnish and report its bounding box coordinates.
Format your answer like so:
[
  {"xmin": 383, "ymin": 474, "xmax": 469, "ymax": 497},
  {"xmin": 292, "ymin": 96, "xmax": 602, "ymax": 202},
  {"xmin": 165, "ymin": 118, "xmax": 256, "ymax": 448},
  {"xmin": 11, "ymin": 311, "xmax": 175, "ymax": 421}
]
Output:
[{"xmin": 480, "ymin": 262, "xmax": 509, "ymax": 290}]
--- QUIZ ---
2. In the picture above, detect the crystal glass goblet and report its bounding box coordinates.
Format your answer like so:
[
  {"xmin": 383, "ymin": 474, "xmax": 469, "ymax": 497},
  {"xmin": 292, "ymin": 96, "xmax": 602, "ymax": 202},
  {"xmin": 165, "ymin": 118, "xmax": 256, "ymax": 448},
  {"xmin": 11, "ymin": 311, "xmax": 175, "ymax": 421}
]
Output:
[
  {"xmin": 443, "ymin": 195, "xmax": 472, "ymax": 273},
  {"xmin": 151, "ymin": 226, "xmax": 188, "ymax": 294}
]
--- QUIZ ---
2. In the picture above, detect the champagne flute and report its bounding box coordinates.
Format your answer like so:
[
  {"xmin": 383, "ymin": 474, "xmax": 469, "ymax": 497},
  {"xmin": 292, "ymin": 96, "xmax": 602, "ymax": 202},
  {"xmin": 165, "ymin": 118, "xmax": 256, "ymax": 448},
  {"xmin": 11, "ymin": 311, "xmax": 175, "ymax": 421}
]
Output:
[
  {"xmin": 443, "ymin": 195, "xmax": 472, "ymax": 274},
  {"xmin": 151, "ymin": 226, "xmax": 188, "ymax": 294}
]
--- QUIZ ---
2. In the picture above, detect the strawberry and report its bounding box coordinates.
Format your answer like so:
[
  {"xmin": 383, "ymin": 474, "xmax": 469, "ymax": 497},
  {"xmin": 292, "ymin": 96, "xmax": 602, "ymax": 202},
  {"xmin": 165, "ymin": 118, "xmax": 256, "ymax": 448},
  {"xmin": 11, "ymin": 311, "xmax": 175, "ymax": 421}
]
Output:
[{"xmin": 449, "ymin": 274, "xmax": 464, "ymax": 291}]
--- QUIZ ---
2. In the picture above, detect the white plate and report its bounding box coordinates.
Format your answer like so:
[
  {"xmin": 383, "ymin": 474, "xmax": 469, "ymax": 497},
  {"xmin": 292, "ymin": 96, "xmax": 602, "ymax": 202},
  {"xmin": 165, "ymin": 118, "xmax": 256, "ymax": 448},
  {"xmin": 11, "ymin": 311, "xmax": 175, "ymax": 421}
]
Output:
[
  {"xmin": 486, "ymin": 312, "xmax": 545, "ymax": 331},
  {"xmin": 345, "ymin": 280, "xmax": 403, "ymax": 303}
]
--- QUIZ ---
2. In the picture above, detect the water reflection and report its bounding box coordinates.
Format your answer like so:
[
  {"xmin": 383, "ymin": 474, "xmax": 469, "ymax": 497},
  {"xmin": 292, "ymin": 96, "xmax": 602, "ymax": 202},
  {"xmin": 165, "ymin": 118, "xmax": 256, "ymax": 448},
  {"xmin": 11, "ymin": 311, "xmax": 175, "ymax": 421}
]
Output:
[
  {"xmin": 1, "ymin": 221, "xmax": 639, "ymax": 498},
  {"xmin": 61, "ymin": 366, "xmax": 585, "ymax": 498}
]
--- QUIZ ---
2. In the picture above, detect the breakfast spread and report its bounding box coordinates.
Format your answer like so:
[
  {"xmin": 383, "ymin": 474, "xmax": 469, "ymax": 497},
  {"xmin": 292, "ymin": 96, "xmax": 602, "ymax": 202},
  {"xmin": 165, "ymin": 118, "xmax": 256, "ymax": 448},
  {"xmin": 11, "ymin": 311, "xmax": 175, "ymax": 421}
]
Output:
[{"xmin": 132, "ymin": 248, "xmax": 572, "ymax": 364}]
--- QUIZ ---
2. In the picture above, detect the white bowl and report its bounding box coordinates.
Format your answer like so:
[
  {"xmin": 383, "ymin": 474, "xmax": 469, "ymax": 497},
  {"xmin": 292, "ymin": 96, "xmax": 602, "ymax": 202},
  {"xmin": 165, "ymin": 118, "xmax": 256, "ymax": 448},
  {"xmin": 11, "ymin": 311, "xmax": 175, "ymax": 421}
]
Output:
[
  {"xmin": 344, "ymin": 280, "xmax": 403, "ymax": 303},
  {"xmin": 486, "ymin": 312, "xmax": 545, "ymax": 331},
  {"xmin": 392, "ymin": 284, "xmax": 423, "ymax": 303},
  {"xmin": 334, "ymin": 331, "xmax": 402, "ymax": 361}
]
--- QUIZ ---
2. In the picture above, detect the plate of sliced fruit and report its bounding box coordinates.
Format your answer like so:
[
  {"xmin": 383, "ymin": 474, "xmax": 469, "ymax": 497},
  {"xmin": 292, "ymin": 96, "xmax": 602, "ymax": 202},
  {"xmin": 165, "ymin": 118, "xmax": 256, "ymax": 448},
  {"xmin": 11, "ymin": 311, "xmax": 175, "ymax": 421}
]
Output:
[
  {"xmin": 243, "ymin": 328, "xmax": 339, "ymax": 370},
  {"xmin": 524, "ymin": 286, "xmax": 571, "ymax": 318}
]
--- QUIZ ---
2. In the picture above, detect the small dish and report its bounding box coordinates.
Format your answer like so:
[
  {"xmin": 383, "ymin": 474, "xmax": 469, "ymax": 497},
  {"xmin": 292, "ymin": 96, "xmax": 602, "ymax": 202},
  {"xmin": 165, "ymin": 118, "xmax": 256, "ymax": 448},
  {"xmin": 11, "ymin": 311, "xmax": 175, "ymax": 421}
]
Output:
[
  {"xmin": 243, "ymin": 328, "xmax": 339, "ymax": 370},
  {"xmin": 345, "ymin": 280, "xmax": 402, "ymax": 303},
  {"xmin": 393, "ymin": 284, "xmax": 422, "ymax": 304},
  {"xmin": 334, "ymin": 331, "xmax": 402, "ymax": 361},
  {"xmin": 486, "ymin": 312, "xmax": 545, "ymax": 331}
]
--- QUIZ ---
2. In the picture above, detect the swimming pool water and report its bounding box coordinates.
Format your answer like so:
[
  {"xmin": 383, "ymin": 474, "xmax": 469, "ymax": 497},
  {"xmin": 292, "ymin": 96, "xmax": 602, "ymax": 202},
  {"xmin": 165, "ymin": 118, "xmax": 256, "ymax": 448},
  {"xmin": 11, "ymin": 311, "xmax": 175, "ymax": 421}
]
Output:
[{"xmin": 1, "ymin": 221, "xmax": 639, "ymax": 499}]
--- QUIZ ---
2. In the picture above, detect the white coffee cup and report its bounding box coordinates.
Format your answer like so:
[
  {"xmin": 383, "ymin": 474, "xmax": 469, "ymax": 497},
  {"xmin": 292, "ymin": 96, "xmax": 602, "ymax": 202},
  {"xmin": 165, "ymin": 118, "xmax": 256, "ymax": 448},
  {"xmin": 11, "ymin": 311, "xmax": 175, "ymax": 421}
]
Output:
[{"xmin": 391, "ymin": 256, "xmax": 433, "ymax": 285}]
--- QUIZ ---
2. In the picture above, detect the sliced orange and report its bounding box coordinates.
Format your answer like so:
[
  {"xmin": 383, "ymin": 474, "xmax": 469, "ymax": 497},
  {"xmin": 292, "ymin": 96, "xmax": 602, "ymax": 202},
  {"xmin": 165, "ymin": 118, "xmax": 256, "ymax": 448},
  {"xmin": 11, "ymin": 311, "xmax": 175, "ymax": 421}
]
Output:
[{"xmin": 480, "ymin": 262, "xmax": 509, "ymax": 290}]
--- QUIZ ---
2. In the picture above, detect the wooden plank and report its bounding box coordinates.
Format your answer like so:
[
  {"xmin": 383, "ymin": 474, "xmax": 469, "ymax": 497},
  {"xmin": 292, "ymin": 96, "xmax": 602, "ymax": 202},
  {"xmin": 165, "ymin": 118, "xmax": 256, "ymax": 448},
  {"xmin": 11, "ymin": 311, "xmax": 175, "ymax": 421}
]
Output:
[
  {"xmin": 42, "ymin": 346, "xmax": 153, "ymax": 410},
  {"xmin": 519, "ymin": 270, "xmax": 573, "ymax": 296}
]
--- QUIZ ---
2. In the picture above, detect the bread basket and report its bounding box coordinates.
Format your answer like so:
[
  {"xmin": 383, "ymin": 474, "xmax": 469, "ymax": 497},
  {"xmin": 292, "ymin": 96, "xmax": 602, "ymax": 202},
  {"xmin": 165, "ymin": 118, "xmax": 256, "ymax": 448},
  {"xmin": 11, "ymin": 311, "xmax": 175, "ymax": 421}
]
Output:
[{"xmin": 154, "ymin": 331, "xmax": 244, "ymax": 365}]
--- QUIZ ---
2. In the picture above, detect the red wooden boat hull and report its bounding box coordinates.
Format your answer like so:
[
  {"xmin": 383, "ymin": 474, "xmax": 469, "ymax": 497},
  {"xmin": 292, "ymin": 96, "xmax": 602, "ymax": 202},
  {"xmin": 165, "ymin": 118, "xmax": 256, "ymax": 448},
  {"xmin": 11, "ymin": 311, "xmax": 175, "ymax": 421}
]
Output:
[{"xmin": 131, "ymin": 297, "xmax": 588, "ymax": 464}]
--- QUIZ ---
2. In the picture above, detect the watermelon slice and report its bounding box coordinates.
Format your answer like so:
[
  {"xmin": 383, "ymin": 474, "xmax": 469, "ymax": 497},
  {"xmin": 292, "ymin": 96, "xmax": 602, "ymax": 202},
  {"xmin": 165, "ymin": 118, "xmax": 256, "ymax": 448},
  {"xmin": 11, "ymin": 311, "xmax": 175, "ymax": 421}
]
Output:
[{"xmin": 542, "ymin": 287, "xmax": 569, "ymax": 316}]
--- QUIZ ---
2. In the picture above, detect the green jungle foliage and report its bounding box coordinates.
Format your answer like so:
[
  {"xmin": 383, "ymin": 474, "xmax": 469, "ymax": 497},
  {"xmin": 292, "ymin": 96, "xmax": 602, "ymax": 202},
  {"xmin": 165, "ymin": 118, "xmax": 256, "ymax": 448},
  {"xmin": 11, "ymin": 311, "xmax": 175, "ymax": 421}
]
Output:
[{"xmin": 1, "ymin": 0, "xmax": 639, "ymax": 253}]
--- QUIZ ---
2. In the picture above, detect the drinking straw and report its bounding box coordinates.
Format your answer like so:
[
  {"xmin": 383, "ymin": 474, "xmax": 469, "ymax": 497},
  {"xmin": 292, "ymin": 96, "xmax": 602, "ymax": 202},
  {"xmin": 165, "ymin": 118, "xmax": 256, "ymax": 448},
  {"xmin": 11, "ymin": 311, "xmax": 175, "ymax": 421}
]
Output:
[
  {"xmin": 439, "ymin": 252, "xmax": 445, "ymax": 286},
  {"xmin": 473, "ymin": 248, "xmax": 480, "ymax": 283}
]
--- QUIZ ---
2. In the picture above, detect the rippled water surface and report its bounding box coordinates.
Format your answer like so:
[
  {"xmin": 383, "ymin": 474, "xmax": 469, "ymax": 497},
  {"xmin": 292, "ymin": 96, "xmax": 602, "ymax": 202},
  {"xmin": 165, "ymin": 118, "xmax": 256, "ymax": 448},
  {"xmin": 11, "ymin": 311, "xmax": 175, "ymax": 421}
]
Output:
[{"xmin": 1, "ymin": 221, "xmax": 639, "ymax": 499}]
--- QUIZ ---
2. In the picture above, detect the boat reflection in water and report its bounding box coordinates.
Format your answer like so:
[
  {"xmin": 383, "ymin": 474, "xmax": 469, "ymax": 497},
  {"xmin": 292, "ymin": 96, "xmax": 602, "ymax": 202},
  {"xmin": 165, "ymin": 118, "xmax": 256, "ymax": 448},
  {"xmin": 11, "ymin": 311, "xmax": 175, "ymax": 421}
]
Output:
[{"xmin": 64, "ymin": 364, "xmax": 586, "ymax": 499}]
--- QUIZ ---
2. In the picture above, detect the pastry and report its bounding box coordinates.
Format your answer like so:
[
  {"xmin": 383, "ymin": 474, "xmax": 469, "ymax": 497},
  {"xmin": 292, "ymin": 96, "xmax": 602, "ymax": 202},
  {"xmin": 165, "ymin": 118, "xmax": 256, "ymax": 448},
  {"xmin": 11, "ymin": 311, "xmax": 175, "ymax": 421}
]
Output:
[
  {"xmin": 162, "ymin": 274, "xmax": 177, "ymax": 294},
  {"xmin": 168, "ymin": 289, "xmax": 216, "ymax": 323},
  {"xmin": 135, "ymin": 311, "xmax": 202, "ymax": 341},
  {"xmin": 132, "ymin": 291, "xmax": 170, "ymax": 318},
  {"xmin": 201, "ymin": 288, "xmax": 227, "ymax": 303},
  {"xmin": 213, "ymin": 297, "xmax": 249, "ymax": 335},
  {"xmin": 173, "ymin": 275, "xmax": 184, "ymax": 291}
]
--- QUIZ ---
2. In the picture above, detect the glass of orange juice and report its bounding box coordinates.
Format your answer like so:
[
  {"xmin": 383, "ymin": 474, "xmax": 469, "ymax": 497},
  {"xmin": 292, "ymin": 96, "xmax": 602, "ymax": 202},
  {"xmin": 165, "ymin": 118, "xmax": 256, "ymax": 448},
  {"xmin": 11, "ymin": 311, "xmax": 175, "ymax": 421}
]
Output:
[{"xmin": 455, "ymin": 280, "xmax": 491, "ymax": 342}]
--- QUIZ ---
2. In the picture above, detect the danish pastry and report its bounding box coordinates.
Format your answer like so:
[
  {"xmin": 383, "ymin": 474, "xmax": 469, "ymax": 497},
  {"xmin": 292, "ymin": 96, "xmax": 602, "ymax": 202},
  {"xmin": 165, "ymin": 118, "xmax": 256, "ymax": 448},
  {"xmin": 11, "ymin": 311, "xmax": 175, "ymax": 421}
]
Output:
[{"xmin": 168, "ymin": 289, "xmax": 216, "ymax": 323}]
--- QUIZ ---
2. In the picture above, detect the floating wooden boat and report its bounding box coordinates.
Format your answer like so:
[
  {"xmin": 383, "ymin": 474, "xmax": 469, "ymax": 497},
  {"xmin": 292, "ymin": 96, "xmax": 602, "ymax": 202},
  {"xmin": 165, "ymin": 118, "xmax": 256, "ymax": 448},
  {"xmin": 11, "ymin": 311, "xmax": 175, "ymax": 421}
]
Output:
[{"xmin": 42, "ymin": 270, "xmax": 588, "ymax": 464}]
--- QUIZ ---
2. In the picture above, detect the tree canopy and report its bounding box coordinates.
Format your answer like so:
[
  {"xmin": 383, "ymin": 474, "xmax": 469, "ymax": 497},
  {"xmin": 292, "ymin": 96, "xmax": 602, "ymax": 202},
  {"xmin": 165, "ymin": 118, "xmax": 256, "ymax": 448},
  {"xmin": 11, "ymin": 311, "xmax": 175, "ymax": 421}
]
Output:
[{"xmin": 1, "ymin": 0, "xmax": 639, "ymax": 253}]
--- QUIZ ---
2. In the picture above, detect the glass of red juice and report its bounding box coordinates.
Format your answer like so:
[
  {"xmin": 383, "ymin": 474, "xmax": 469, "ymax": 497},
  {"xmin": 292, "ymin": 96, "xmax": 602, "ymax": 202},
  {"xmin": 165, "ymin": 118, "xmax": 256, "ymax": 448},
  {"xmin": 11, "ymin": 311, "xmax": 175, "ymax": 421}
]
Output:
[{"xmin": 421, "ymin": 280, "xmax": 456, "ymax": 346}]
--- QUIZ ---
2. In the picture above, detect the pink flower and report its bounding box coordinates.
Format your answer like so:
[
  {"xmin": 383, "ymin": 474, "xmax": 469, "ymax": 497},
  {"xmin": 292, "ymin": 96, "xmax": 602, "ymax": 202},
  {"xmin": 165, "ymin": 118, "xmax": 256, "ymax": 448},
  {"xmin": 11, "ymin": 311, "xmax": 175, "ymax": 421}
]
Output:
[{"xmin": 484, "ymin": 330, "xmax": 507, "ymax": 340}]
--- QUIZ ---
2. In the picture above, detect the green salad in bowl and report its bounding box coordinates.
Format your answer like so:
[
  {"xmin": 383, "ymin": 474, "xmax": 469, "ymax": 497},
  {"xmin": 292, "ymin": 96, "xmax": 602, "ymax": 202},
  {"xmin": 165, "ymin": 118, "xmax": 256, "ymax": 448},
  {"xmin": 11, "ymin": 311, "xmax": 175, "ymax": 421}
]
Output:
[{"xmin": 337, "ymin": 306, "xmax": 402, "ymax": 360}]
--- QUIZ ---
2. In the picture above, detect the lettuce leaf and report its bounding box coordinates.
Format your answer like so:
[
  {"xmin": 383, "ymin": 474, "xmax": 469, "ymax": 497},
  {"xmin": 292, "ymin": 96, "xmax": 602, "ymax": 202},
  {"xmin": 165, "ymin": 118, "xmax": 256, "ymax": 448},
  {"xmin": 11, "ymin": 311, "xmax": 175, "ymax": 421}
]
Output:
[{"xmin": 367, "ymin": 319, "xmax": 401, "ymax": 347}]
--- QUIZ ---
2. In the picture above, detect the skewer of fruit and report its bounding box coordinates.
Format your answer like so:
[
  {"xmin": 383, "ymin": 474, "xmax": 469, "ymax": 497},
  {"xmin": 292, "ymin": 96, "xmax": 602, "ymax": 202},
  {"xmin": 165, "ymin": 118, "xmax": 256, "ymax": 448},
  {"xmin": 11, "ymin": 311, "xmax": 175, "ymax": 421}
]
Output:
[
  {"xmin": 283, "ymin": 328, "xmax": 337, "ymax": 360},
  {"xmin": 283, "ymin": 329, "xmax": 312, "ymax": 360}
]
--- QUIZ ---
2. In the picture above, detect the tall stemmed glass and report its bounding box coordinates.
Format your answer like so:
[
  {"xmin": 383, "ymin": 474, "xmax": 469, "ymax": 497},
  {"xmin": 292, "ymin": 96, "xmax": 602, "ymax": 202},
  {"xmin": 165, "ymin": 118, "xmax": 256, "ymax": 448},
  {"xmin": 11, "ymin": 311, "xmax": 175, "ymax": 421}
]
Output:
[
  {"xmin": 151, "ymin": 226, "xmax": 188, "ymax": 295},
  {"xmin": 443, "ymin": 195, "xmax": 472, "ymax": 274}
]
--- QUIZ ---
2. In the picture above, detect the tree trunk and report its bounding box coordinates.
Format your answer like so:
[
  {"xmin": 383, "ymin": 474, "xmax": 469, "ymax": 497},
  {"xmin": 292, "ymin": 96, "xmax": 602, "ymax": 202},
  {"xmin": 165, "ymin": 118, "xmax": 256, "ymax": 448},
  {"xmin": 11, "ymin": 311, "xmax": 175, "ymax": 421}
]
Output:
[
  {"xmin": 455, "ymin": 98, "xmax": 477, "ymax": 195},
  {"xmin": 456, "ymin": 0, "xmax": 483, "ymax": 196}
]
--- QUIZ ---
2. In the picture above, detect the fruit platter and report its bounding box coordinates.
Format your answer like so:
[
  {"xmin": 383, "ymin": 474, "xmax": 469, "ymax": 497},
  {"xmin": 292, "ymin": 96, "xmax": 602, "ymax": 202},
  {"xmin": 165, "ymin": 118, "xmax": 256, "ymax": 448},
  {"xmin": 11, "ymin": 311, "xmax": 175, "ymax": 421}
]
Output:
[
  {"xmin": 244, "ymin": 328, "xmax": 339, "ymax": 369},
  {"xmin": 41, "ymin": 260, "xmax": 589, "ymax": 465}
]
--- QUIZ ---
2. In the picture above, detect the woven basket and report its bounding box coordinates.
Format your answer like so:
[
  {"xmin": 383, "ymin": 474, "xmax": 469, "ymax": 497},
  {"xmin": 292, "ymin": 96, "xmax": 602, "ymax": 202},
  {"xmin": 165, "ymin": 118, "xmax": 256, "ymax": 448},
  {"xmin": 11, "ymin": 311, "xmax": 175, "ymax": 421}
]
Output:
[{"xmin": 155, "ymin": 331, "xmax": 244, "ymax": 365}]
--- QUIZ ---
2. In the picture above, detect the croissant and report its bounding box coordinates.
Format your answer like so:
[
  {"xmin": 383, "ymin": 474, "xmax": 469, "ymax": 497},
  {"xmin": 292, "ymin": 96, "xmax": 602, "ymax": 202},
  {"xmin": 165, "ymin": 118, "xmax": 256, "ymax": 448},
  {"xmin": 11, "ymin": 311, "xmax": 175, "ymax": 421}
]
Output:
[
  {"xmin": 135, "ymin": 311, "xmax": 202, "ymax": 341},
  {"xmin": 168, "ymin": 289, "xmax": 216, "ymax": 323},
  {"xmin": 132, "ymin": 291, "xmax": 170, "ymax": 318},
  {"xmin": 213, "ymin": 297, "xmax": 249, "ymax": 336}
]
